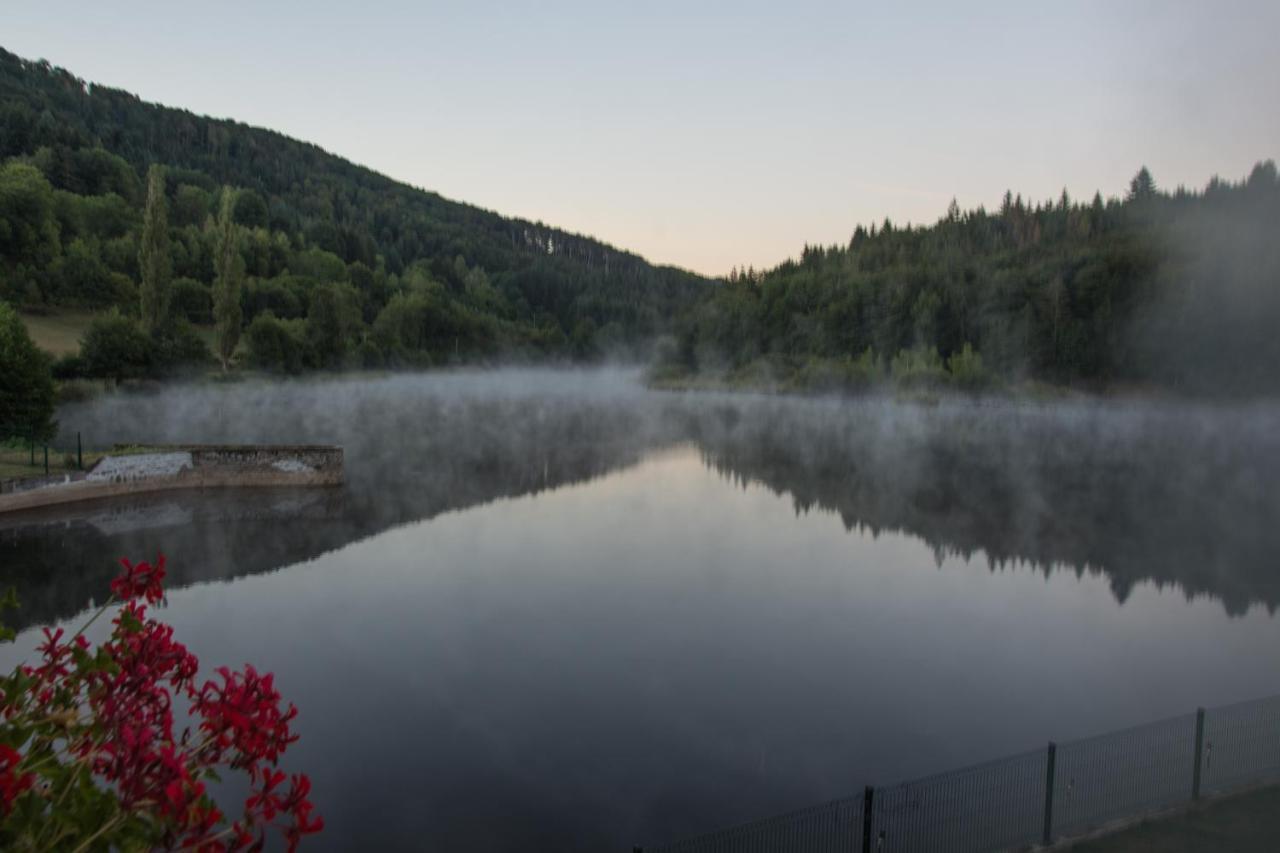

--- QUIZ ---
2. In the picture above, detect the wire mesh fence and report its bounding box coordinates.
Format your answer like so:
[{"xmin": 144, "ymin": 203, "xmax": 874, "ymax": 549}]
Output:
[
  {"xmin": 1202, "ymin": 693, "xmax": 1280, "ymax": 797},
  {"xmin": 871, "ymin": 747, "xmax": 1046, "ymax": 853},
  {"xmin": 1049, "ymin": 711, "xmax": 1196, "ymax": 841},
  {"xmin": 649, "ymin": 796, "xmax": 864, "ymax": 853},
  {"xmin": 644, "ymin": 693, "xmax": 1280, "ymax": 853}
]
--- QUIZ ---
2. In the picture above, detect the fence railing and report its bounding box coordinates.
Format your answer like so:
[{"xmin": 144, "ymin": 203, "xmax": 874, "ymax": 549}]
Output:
[
  {"xmin": 642, "ymin": 693, "xmax": 1280, "ymax": 853},
  {"xmin": 0, "ymin": 432, "xmax": 85, "ymax": 483}
]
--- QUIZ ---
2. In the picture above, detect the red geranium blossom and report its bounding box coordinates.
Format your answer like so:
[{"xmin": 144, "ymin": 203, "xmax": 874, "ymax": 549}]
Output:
[
  {"xmin": 0, "ymin": 554, "xmax": 321, "ymax": 849},
  {"xmin": 0, "ymin": 745, "xmax": 35, "ymax": 814},
  {"xmin": 110, "ymin": 554, "xmax": 168, "ymax": 604}
]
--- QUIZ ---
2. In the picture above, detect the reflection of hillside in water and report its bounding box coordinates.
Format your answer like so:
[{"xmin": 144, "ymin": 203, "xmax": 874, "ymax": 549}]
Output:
[
  {"xmin": 3, "ymin": 388, "xmax": 684, "ymax": 630},
  {"xmin": 5, "ymin": 373, "xmax": 1278, "ymax": 627},
  {"xmin": 688, "ymin": 397, "xmax": 1280, "ymax": 616}
]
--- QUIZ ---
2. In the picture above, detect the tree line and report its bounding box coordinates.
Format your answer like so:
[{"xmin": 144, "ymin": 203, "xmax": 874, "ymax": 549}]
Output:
[
  {"xmin": 663, "ymin": 163, "xmax": 1280, "ymax": 396},
  {"xmin": 0, "ymin": 46, "xmax": 708, "ymax": 390}
]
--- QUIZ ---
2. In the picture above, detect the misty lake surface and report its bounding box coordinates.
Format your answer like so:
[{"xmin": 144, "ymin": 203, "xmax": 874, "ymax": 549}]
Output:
[{"xmin": 3, "ymin": 369, "xmax": 1280, "ymax": 851}]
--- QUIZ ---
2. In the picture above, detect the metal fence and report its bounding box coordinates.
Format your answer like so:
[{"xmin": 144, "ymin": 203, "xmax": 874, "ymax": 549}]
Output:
[{"xmin": 644, "ymin": 693, "xmax": 1280, "ymax": 853}]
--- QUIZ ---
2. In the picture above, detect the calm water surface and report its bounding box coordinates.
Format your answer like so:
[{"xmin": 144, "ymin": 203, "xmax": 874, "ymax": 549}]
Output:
[{"xmin": 2, "ymin": 370, "xmax": 1278, "ymax": 851}]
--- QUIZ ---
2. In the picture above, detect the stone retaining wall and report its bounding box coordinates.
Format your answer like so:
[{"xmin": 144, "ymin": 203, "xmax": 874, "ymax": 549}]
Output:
[{"xmin": 0, "ymin": 445, "xmax": 342, "ymax": 515}]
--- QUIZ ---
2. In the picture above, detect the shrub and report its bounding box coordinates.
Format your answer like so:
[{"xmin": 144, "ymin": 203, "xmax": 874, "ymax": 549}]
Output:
[
  {"xmin": 890, "ymin": 346, "xmax": 948, "ymax": 388},
  {"xmin": 51, "ymin": 352, "xmax": 86, "ymax": 380},
  {"xmin": 946, "ymin": 343, "xmax": 989, "ymax": 389},
  {"xmin": 171, "ymin": 276, "xmax": 213, "ymax": 324},
  {"xmin": 79, "ymin": 310, "xmax": 154, "ymax": 382},
  {"xmin": 152, "ymin": 320, "xmax": 214, "ymax": 374},
  {"xmin": 246, "ymin": 312, "xmax": 309, "ymax": 374}
]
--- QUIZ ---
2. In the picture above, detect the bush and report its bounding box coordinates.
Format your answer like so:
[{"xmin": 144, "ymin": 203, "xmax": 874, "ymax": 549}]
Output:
[
  {"xmin": 246, "ymin": 312, "xmax": 309, "ymax": 374},
  {"xmin": 946, "ymin": 343, "xmax": 989, "ymax": 389},
  {"xmin": 171, "ymin": 276, "xmax": 212, "ymax": 324},
  {"xmin": 795, "ymin": 348, "xmax": 884, "ymax": 393},
  {"xmin": 80, "ymin": 310, "xmax": 154, "ymax": 382},
  {"xmin": 357, "ymin": 337, "xmax": 384, "ymax": 369},
  {"xmin": 152, "ymin": 320, "xmax": 213, "ymax": 373},
  {"xmin": 890, "ymin": 346, "xmax": 948, "ymax": 388},
  {"xmin": 244, "ymin": 277, "xmax": 305, "ymax": 320},
  {"xmin": 51, "ymin": 351, "xmax": 87, "ymax": 379}
]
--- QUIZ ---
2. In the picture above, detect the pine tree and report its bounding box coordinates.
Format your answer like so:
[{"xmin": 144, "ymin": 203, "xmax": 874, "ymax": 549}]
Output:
[
  {"xmin": 137, "ymin": 165, "xmax": 171, "ymax": 333},
  {"xmin": 212, "ymin": 188, "xmax": 245, "ymax": 371},
  {"xmin": 1128, "ymin": 167, "xmax": 1157, "ymax": 201}
]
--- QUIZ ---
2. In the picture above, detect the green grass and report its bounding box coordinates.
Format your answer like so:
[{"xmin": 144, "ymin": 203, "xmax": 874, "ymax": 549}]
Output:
[
  {"xmin": 19, "ymin": 309, "xmax": 100, "ymax": 357},
  {"xmin": 1069, "ymin": 786, "xmax": 1280, "ymax": 852},
  {"xmin": 0, "ymin": 444, "xmax": 100, "ymax": 482},
  {"xmin": 0, "ymin": 441, "xmax": 164, "ymax": 483},
  {"xmin": 19, "ymin": 308, "xmax": 219, "ymax": 359}
]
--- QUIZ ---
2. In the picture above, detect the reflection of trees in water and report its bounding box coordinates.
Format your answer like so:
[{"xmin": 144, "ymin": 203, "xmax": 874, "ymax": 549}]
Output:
[
  {"xmin": 689, "ymin": 398, "xmax": 1280, "ymax": 617},
  {"xmin": 5, "ymin": 381, "xmax": 1277, "ymax": 628},
  {"xmin": 2, "ymin": 393, "xmax": 685, "ymax": 631}
]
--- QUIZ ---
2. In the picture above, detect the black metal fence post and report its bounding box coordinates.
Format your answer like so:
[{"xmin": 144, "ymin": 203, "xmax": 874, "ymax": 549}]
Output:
[
  {"xmin": 861, "ymin": 786, "xmax": 874, "ymax": 853},
  {"xmin": 43, "ymin": 444, "xmax": 48, "ymax": 475},
  {"xmin": 1192, "ymin": 707, "xmax": 1205, "ymax": 800},
  {"xmin": 1042, "ymin": 742, "xmax": 1057, "ymax": 846},
  {"xmin": 77, "ymin": 432, "xmax": 83, "ymax": 470}
]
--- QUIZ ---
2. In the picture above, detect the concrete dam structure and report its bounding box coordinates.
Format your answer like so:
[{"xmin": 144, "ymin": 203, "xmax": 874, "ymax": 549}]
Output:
[{"xmin": 0, "ymin": 445, "xmax": 343, "ymax": 515}]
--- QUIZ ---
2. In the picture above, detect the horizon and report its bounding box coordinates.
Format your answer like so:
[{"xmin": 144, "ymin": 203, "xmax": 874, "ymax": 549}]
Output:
[{"xmin": 4, "ymin": 1, "xmax": 1279, "ymax": 277}]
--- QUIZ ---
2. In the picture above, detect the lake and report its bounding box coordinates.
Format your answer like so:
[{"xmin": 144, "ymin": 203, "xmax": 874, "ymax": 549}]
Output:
[{"xmin": 2, "ymin": 369, "xmax": 1279, "ymax": 851}]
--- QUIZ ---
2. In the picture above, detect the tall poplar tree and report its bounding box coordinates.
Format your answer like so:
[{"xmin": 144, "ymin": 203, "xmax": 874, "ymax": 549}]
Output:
[
  {"xmin": 212, "ymin": 187, "xmax": 245, "ymax": 371},
  {"xmin": 137, "ymin": 165, "xmax": 171, "ymax": 333}
]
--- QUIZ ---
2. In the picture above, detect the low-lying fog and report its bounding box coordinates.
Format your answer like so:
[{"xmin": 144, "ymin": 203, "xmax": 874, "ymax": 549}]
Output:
[{"xmin": 3, "ymin": 368, "xmax": 1278, "ymax": 850}]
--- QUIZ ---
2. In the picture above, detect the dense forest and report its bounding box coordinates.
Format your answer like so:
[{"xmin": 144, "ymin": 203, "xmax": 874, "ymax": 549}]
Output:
[
  {"xmin": 2, "ymin": 45, "xmax": 1278, "ymax": 407},
  {"xmin": 664, "ymin": 162, "xmax": 1280, "ymax": 396},
  {"xmin": 0, "ymin": 46, "xmax": 708, "ymax": 382}
]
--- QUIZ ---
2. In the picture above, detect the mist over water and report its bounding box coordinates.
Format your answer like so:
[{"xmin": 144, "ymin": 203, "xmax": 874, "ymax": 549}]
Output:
[{"xmin": 3, "ymin": 369, "xmax": 1279, "ymax": 850}]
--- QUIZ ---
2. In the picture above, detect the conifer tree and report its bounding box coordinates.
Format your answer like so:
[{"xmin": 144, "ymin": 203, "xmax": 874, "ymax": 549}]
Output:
[{"xmin": 1128, "ymin": 167, "xmax": 1157, "ymax": 201}]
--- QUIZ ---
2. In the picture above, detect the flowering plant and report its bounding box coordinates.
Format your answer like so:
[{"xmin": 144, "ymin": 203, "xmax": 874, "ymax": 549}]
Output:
[{"xmin": 0, "ymin": 555, "xmax": 322, "ymax": 851}]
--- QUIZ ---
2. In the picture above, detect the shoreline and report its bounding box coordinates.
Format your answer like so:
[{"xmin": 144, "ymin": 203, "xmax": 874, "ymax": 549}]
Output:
[{"xmin": 0, "ymin": 445, "xmax": 343, "ymax": 515}]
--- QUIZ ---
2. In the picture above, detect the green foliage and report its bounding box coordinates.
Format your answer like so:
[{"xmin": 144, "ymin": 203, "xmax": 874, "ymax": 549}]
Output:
[
  {"xmin": 232, "ymin": 188, "xmax": 268, "ymax": 228},
  {"xmin": 0, "ymin": 300, "xmax": 56, "ymax": 441},
  {"xmin": 670, "ymin": 163, "xmax": 1280, "ymax": 396},
  {"xmin": 31, "ymin": 144, "xmax": 140, "ymax": 202},
  {"xmin": 946, "ymin": 343, "xmax": 988, "ymax": 389},
  {"xmin": 306, "ymin": 281, "xmax": 362, "ymax": 369},
  {"xmin": 137, "ymin": 164, "xmax": 171, "ymax": 332},
  {"xmin": 152, "ymin": 319, "xmax": 213, "ymax": 373},
  {"xmin": 245, "ymin": 311, "xmax": 309, "ymax": 373},
  {"xmin": 79, "ymin": 309, "xmax": 153, "ymax": 382},
  {"xmin": 212, "ymin": 189, "xmax": 244, "ymax": 370},
  {"xmin": 53, "ymin": 238, "xmax": 131, "ymax": 306},
  {"xmin": 0, "ymin": 46, "xmax": 708, "ymax": 372},
  {"xmin": 171, "ymin": 276, "xmax": 212, "ymax": 323},
  {"xmin": 0, "ymin": 162, "xmax": 60, "ymax": 303},
  {"xmin": 171, "ymin": 183, "xmax": 212, "ymax": 227},
  {"xmin": 244, "ymin": 276, "xmax": 306, "ymax": 320},
  {"xmin": 890, "ymin": 346, "xmax": 948, "ymax": 388}
]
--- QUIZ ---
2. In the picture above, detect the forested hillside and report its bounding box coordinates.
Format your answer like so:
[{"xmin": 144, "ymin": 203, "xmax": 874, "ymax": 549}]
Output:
[
  {"xmin": 0, "ymin": 47, "xmax": 707, "ymax": 375},
  {"xmin": 665, "ymin": 163, "xmax": 1280, "ymax": 396}
]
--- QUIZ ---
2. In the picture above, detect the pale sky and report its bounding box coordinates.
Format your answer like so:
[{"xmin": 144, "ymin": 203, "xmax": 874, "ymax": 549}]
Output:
[{"xmin": 4, "ymin": 1, "xmax": 1278, "ymax": 276}]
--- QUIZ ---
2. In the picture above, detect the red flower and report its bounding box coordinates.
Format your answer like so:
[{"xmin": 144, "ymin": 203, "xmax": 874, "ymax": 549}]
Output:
[
  {"xmin": 111, "ymin": 554, "xmax": 168, "ymax": 604},
  {"xmin": 0, "ymin": 744, "xmax": 35, "ymax": 814},
  {"xmin": 192, "ymin": 665, "xmax": 299, "ymax": 769},
  {"xmin": 5, "ymin": 554, "xmax": 320, "ymax": 848}
]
